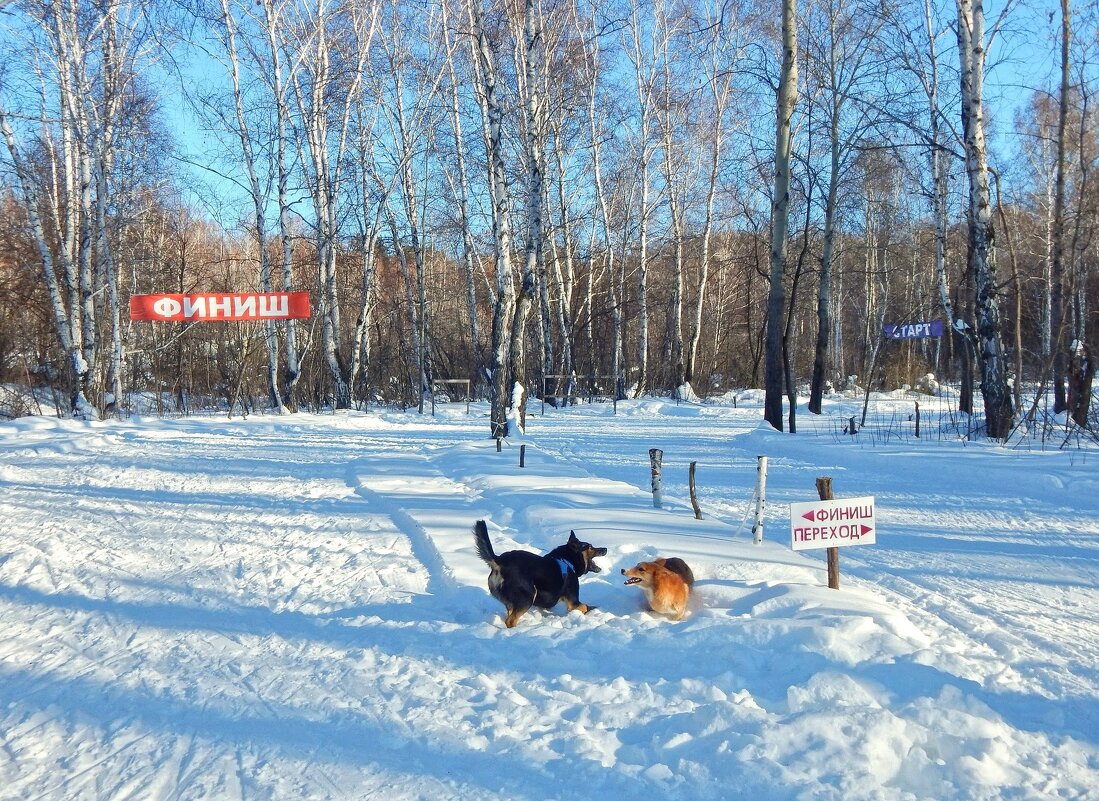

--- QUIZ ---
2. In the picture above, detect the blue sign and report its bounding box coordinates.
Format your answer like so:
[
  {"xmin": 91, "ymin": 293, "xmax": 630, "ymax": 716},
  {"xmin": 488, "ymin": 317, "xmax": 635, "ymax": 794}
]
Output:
[{"xmin": 883, "ymin": 321, "xmax": 944, "ymax": 340}]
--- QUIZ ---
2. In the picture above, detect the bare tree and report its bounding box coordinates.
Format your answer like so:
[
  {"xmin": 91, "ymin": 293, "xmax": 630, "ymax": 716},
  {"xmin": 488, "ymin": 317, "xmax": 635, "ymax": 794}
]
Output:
[
  {"xmin": 217, "ymin": 0, "xmax": 284, "ymax": 411},
  {"xmin": 684, "ymin": 1, "xmax": 742, "ymax": 396},
  {"xmin": 258, "ymin": 0, "xmax": 303, "ymax": 409},
  {"xmin": 580, "ymin": 1, "xmax": 626, "ymax": 400},
  {"xmin": 765, "ymin": 0, "xmax": 799, "ymax": 431},
  {"xmin": 375, "ymin": 0, "xmax": 447, "ymax": 412},
  {"xmin": 624, "ymin": 0, "xmax": 661, "ymax": 396},
  {"xmin": 1050, "ymin": 0, "xmax": 1071, "ymax": 414},
  {"xmin": 288, "ymin": 0, "xmax": 377, "ymax": 409},
  {"xmin": 467, "ymin": 0, "xmax": 516, "ymax": 437},
  {"xmin": 440, "ymin": 0, "xmax": 485, "ymax": 383},
  {"xmin": 805, "ymin": 0, "xmax": 883, "ymax": 414},
  {"xmin": 506, "ymin": 0, "xmax": 549, "ymax": 431},
  {"xmin": 653, "ymin": 9, "xmax": 689, "ymax": 395},
  {"xmin": 1, "ymin": 0, "xmax": 149, "ymax": 416},
  {"xmin": 956, "ymin": 0, "xmax": 1014, "ymax": 438}
]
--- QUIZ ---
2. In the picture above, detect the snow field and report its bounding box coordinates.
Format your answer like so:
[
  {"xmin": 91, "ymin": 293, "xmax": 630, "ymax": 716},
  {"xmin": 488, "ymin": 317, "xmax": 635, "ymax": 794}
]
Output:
[{"xmin": 0, "ymin": 400, "xmax": 1096, "ymax": 800}]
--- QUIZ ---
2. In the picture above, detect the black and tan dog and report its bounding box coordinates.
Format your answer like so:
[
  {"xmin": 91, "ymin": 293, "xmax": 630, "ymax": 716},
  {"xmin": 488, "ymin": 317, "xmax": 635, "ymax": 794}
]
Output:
[{"xmin": 474, "ymin": 520, "xmax": 607, "ymax": 628}]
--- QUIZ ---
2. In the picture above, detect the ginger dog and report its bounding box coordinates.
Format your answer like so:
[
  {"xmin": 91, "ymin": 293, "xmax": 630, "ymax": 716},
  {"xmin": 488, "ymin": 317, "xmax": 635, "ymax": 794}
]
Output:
[{"xmin": 621, "ymin": 557, "xmax": 695, "ymax": 620}]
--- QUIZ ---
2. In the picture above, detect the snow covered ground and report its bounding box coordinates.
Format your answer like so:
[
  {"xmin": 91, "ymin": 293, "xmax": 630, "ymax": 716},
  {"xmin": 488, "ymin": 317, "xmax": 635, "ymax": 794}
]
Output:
[{"xmin": 0, "ymin": 396, "xmax": 1096, "ymax": 800}]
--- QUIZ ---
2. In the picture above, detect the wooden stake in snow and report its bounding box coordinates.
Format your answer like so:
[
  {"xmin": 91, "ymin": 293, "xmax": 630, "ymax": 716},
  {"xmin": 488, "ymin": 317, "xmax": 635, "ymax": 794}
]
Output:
[
  {"xmin": 520, "ymin": 444, "xmax": 526, "ymax": 468},
  {"xmin": 649, "ymin": 448, "xmax": 663, "ymax": 508},
  {"xmin": 689, "ymin": 461, "xmax": 702, "ymax": 520},
  {"xmin": 816, "ymin": 476, "xmax": 840, "ymax": 590},
  {"xmin": 752, "ymin": 455, "xmax": 768, "ymax": 544}
]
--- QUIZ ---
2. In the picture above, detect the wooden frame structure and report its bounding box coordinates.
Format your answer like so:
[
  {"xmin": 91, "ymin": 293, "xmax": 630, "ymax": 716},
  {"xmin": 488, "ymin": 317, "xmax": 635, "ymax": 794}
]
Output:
[{"xmin": 430, "ymin": 379, "xmax": 471, "ymax": 415}]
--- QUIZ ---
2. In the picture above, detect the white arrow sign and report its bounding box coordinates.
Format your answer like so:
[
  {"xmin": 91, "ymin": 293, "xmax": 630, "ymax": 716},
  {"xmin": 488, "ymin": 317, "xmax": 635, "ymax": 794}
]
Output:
[{"xmin": 790, "ymin": 496, "xmax": 876, "ymax": 551}]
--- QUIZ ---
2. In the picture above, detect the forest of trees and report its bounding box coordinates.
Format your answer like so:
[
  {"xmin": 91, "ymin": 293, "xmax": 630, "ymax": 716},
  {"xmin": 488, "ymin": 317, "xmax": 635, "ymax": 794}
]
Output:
[{"xmin": 0, "ymin": 0, "xmax": 1096, "ymax": 438}]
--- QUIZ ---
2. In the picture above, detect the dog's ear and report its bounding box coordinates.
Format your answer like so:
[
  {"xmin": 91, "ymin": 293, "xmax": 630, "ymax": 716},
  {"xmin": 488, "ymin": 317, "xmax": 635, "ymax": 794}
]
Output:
[
  {"xmin": 568, "ymin": 531, "xmax": 580, "ymax": 545},
  {"xmin": 654, "ymin": 557, "xmax": 666, "ymax": 567}
]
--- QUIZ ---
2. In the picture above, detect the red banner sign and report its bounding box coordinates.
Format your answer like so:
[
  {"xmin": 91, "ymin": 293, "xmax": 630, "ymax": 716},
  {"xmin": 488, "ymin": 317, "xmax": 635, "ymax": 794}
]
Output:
[{"xmin": 130, "ymin": 292, "xmax": 311, "ymax": 322}]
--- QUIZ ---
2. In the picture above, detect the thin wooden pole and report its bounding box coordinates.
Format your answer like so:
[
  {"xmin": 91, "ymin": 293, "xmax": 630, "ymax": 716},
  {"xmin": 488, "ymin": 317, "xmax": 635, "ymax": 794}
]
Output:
[
  {"xmin": 520, "ymin": 444, "xmax": 526, "ymax": 468},
  {"xmin": 689, "ymin": 461, "xmax": 702, "ymax": 520},
  {"xmin": 816, "ymin": 476, "xmax": 840, "ymax": 589}
]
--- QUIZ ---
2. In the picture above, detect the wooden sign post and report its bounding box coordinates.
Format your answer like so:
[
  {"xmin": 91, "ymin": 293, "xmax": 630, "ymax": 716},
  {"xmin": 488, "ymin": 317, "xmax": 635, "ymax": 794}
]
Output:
[
  {"xmin": 689, "ymin": 461, "xmax": 702, "ymax": 520},
  {"xmin": 789, "ymin": 479, "xmax": 876, "ymax": 591},
  {"xmin": 816, "ymin": 477, "xmax": 840, "ymax": 590}
]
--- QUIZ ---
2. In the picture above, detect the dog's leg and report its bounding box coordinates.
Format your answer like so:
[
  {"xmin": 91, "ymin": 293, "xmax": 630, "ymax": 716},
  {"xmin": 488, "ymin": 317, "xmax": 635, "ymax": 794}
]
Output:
[
  {"xmin": 561, "ymin": 575, "xmax": 595, "ymax": 615},
  {"xmin": 504, "ymin": 586, "xmax": 538, "ymax": 628},
  {"xmin": 564, "ymin": 599, "xmax": 593, "ymax": 614}
]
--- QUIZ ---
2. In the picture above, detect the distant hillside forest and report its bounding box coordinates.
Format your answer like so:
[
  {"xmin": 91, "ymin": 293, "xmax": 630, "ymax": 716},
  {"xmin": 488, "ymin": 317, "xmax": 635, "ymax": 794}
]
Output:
[{"xmin": 0, "ymin": 0, "xmax": 1096, "ymax": 436}]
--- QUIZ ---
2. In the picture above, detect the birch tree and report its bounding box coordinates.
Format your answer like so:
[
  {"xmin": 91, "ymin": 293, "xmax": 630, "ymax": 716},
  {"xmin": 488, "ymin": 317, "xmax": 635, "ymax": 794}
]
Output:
[
  {"xmin": 440, "ymin": 0, "xmax": 485, "ymax": 381},
  {"xmin": 0, "ymin": 0, "xmax": 147, "ymax": 416},
  {"xmin": 375, "ymin": 0, "xmax": 447, "ymax": 412},
  {"xmin": 888, "ymin": 0, "xmax": 974, "ymax": 413},
  {"xmin": 216, "ymin": 0, "xmax": 284, "ymax": 411},
  {"xmin": 259, "ymin": 0, "xmax": 302, "ymax": 409},
  {"xmin": 625, "ymin": 0, "xmax": 661, "ymax": 396},
  {"xmin": 1050, "ymin": 0, "xmax": 1070, "ymax": 414},
  {"xmin": 684, "ymin": 1, "xmax": 741, "ymax": 396},
  {"xmin": 581, "ymin": 1, "xmax": 626, "ymax": 400},
  {"xmin": 654, "ymin": 10, "xmax": 689, "ymax": 395},
  {"xmin": 805, "ymin": 0, "xmax": 882, "ymax": 414},
  {"xmin": 765, "ymin": 0, "xmax": 799, "ymax": 431},
  {"xmin": 467, "ymin": 0, "xmax": 516, "ymax": 437},
  {"xmin": 507, "ymin": 0, "xmax": 548, "ymax": 431},
  {"xmin": 288, "ymin": 0, "xmax": 377, "ymax": 409},
  {"xmin": 956, "ymin": 0, "xmax": 1014, "ymax": 438}
]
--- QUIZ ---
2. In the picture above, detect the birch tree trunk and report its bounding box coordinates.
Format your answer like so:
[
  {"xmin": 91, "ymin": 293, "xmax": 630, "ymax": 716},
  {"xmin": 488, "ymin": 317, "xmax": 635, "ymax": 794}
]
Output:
[
  {"xmin": 348, "ymin": 146, "xmax": 382, "ymax": 406},
  {"xmin": 289, "ymin": 0, "xmax": 376, "ymax": 409},
  {"xmin": 0, "ymin": 109, "xmax": 87, "ymax": 411},
  {"xmin": 90, "ymin": 1, "xmax": 128, "ymax": 413},
  {"xmin": 627, "ymin": 0, "xmax": 658, "ymax": 397},
  {"xmin": 468, "ymin": 0, "xmax": 516, "ymax": 438},
  {"xmin": 660, "ymin": 120, "xmax": 687, "ymax": 395},
  {"xmin": 441, "ymin": 1, "xmax": 484, "ymax": 381},
  {"xmin": 260, "ymin": 0, "xmax": 302, "ymax": 409},
  {"xmin": 219, "ymin": 0, "xmax": 283, "ymax": 412},
  {"xmin": 686, "ymin": 9, "xmax": 736, "ymax": 395},
  {"xmin": 956, "ymin": 0, "xmax": 1014, "ymax": 439},
  {"xmin": 52, "ymin": 0, "xmax": 99, "ymax": 409},
  {"xmin": 765, "ymin": 0, "xmax": 799, "ymax": 431},
  {"xmin": 1, "ymin": 0, "xmax": 147, "ymax": 416},
  {"xmin": 508, "ymin": 0, "xmax": 547, "ymax": 433},
  {"xmin": 550, "ymin": 118, "xmax": 576, "ymax": 399},
  {"xmin": 1050, "ymin": 0, "xmax": 1070, "ymax": 413}
]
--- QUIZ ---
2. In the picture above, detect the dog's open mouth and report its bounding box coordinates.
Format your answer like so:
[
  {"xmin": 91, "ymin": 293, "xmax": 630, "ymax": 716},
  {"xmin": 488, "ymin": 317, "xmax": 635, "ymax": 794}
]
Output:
[{"xmin": 623, "ymin": 576, "xmax": 641, "ymax": 585}]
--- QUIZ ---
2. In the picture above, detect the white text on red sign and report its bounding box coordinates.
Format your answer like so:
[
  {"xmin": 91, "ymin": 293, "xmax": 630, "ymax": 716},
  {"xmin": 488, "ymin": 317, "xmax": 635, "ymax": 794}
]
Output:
[{"xmin": 129, "ymin": 292, "xmax": 311, "ymax": 322}]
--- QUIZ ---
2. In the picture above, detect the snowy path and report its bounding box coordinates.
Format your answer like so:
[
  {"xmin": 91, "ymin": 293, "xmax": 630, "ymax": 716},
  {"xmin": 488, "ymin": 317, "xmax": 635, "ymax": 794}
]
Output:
[{"xmin": 0, "ymin": 403, "xmax": 1096, "ymax": 800}]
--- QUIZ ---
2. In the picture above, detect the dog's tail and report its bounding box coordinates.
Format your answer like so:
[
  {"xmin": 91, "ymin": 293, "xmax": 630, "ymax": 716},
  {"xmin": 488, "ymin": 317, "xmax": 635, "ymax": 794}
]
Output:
[{"xmin": 473, "ymin": 520, "xmax": 498, "ymax": 566}]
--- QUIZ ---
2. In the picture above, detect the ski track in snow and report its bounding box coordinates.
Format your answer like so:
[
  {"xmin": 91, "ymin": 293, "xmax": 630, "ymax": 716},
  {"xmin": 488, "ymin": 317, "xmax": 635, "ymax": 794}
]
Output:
[{"xmin": 0, "ymin": 403, "xmax": 1097, "ymax": 800}]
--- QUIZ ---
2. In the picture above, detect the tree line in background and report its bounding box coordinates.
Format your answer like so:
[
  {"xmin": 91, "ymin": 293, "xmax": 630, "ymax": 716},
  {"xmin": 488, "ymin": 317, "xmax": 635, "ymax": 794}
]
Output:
[{"xmin": 0, "ymin": 0, "xmax": 1096, "ymax": 438}]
